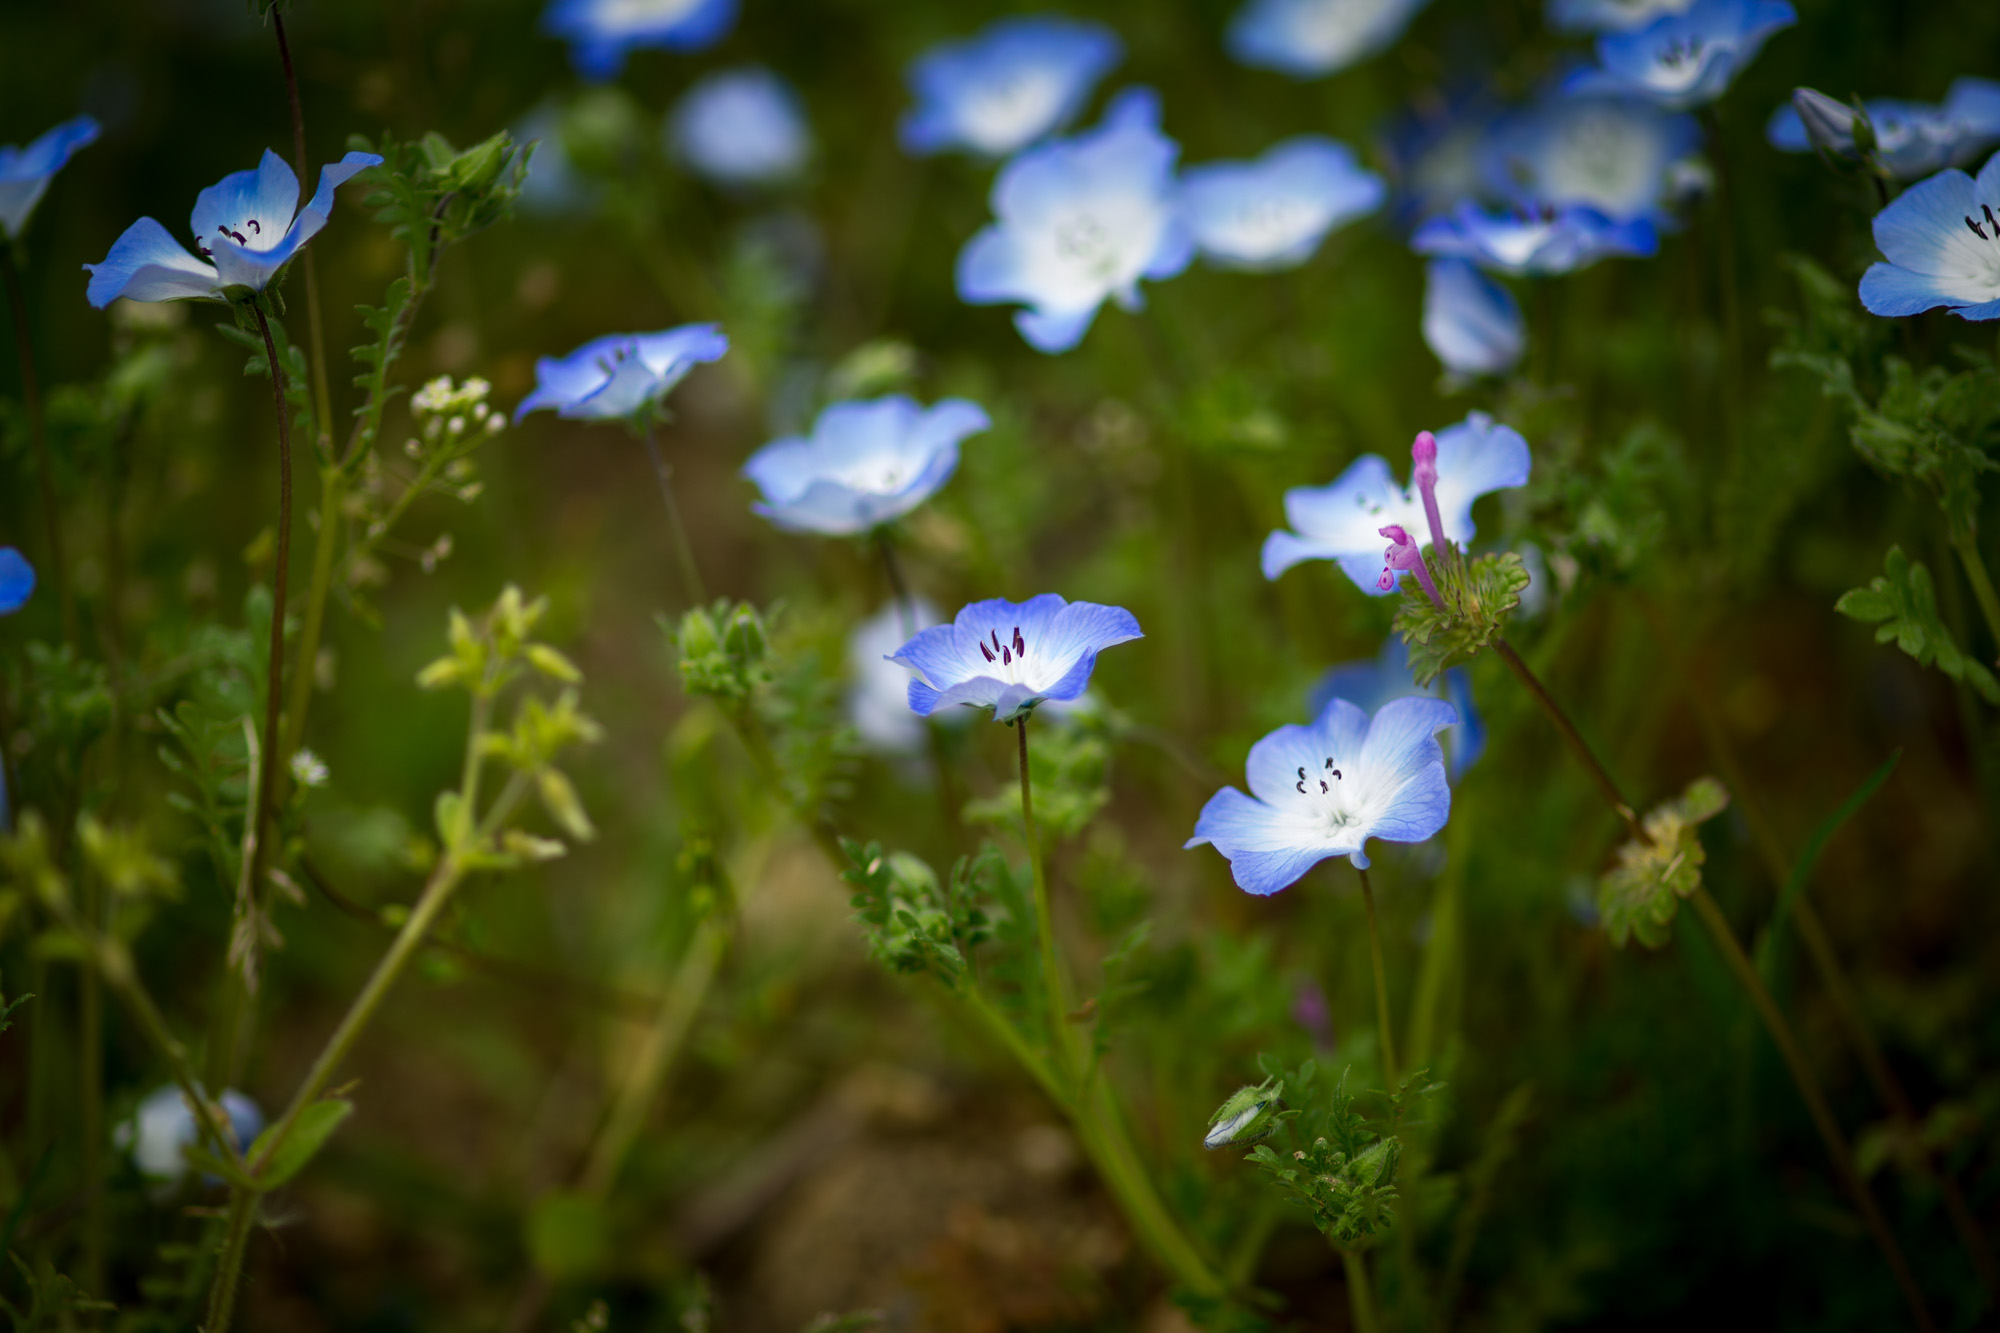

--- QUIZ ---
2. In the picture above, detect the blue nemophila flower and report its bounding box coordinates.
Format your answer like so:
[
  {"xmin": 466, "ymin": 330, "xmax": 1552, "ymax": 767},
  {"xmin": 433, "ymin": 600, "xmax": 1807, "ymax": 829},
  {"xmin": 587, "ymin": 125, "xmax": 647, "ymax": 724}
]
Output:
[
  {"xmin": 0, "ymin": 116, "xmax": 99, "ymax": 241},
  {"xmin": 742, "ymin": 395, "xmax": 990, "ymax": 535},
  {"xmin": 891, "ymin": 594, "xmax": 1142, "ymax": 722},
  {"xmin": 117, "ymin": 1085, "xmax": 264, "ymax": 1185},
  {"xmin": 1186, "ymin": 694, "xmax": 1457, "ymax": 893},
  {"xmin": 1547, "ymin": 0, "xmax": 1694, "ymax": 33},
  {"xmin": 1769, "ymin": 81, "xmax": 2000, "ymax": 181},
  {"xmin": 1412, "ymin": 202, "xmax": 1656, "ymax": 276},
  {"xmin": 1859, "ymin": 153, "xmax": 2000, "ymax": 321},
  {"xmin": 0, "ymin": 548, "xmax": 33, "ymax": 615},
  {"xmin": 1312, "ymin": 637, "xmax": 1485, "ymax": 776},
  {"xmin": 84, "ymin": 149, "xmax": 381, "ymax": 308},
  {"xmin": 1181, "ymin": 136, "xmax": 1385, "ymax": 270},
  {"xmin": 670, "ymin": 67, "xmax": 812, "ymax": 187},
  {"xmin": 956, "ymin": 88, "xmax": 1193, "ymax": 354},
  {"xmin": 1228, "ymin": 0, "xmax": 1432, "ymax": 80},
  {"xmin": 1263, "ymin": 414, "xmax": 1531, "ymax": 593},
  {"xmin": 515, "ymin": 324, "xmax": 728, "ymax": 422},
  {"xmin": 1482, "ymin": 94, "xmax": 1700, "ymax": 224},
  {"xmin": 1422, "ymin": 258, "xmax": 1525, "ymax": 379},
  {"xmin": 1564, "ymin": 0, "xmax": 1796, "ymax": 111},
  {"xmin": 901, "ymin": 16, "xmax": 1123, "ymax": 160},
  {"xmin": 540, "ymin": 0, "xmax": 736, "ymax": 81}
]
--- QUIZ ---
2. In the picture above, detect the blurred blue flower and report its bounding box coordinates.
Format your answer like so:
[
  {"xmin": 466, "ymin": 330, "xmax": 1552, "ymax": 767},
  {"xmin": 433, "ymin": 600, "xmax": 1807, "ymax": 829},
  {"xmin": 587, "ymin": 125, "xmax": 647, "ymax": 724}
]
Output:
[
  {"xmin": 851, "ymin": 600, "xmax": 945, "ymax": 755},
  {"xmin": 1768, "ymin": 80, "xmax": 2000, "ymax": 181},
  {"xmin": 0, "ymin": 548, "xmax": 33, "ymax": 615},
  {"xmin": 1181, "ymin": 136, "xmax": 1384, "ymax": 270},
  {"xmin": 1547, "ymin": 0, "xmax": 1695, "ymax": 33},
  {"xmin": 1482, "ymin": 93, "xmax": 1700, "ymax": 224},
  {"xmin": 540, "ymin": 0, "xmax": 736, "ymax": 81},
  {"xmin": 1859, "ymin": 153, "xmax": 2000, "ymax": 321},
  {"xmin": 743, "ymin": 395, "xmax": 990, "ymax": 535},
  {"xmin": 891, "ymin": 594, "xmax": 1142, "ymax": 722},
  {"xmin": 118, "ymin": 1085, "xmax": 264, "ymax": 1185},
  {"xmin": 1186, "ymin": 693, "xmax": 1457, "ymax": 893},
  {"xmin": 1263, "ymin": 412, "xmax": 1531, "ymax": 592},
  {"xmin": 515, "ymin": 106, "xmax": 600, "ymax": 218},
  {"xmin": 1422, "ymin": 258, "xmax": 1524, "ymax": 379},
  {"xmin": 1228, "ymin": 0, "xmax": 1432, "ymax": 80},
  {"xmin": 1311, "ymin": 637, "xmax": 1485, "ymax": 776},
  {"xmin": 0, "ymin": 115, "xmax": 99, "ymax": 240},
  {"xmin": 515, "ymin": 324, "xmax": 728, "ymax": 422},
  {"xmin": 1564, "ymin": 0, "xmax": 1796, "ymax": 111},
  {"xmin": 1412, "ymin": 202, "xmax": 1656, "ymax": 275},
  {"xmin": 84, "ymin": 149, "xmax": 381, "ymax": 308},
  {"xmin": 956, "ymin": 88, "xmax": 1193, "ymax": 353},
  {"xmin": 901, "ymin": 16, "xmax": 1123, "ymax": 160},
  {"xmin": 1380, "ymin": 91, "xmax": 1504, "ymax": 224},
  {"xmin": 669, "ymin": 67, "xmax": 812, "ymax": 187}
]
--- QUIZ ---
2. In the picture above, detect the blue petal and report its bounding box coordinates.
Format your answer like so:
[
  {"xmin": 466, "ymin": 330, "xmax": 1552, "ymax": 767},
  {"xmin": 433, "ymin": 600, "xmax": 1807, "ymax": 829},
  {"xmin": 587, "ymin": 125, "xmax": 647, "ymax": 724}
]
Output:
[
  {"xmin": 541, "ymin": 0, "xmax": 737, "ymax": 80},
  {"xmin": 83, "ymin": 216, "xmax": 221, "ymax": 307},
  {"xmin": 1430, "ymin": 412, "xmax": 1532, "ymax": 541},
  {"xmin": 1355, "ymin": 695, "xmax": 1456, "ymax": 842},
  {"xmin": 1244, "ymin": 700, "xmax": 1369, "ymax": 804},
  {"xmin": 0, "ymin": 115, "xmax": 100, "ymax": 239},
  {"xmin": 1181, "ymin": 135, "xmax": 1384, "ymax": 269},
  {"xmin": 671, "ymin": 66, "xmax": 812, "ymax": 186},
  {"xmin": 1859, "ymin": 262, "xmax": 1966, "ymax": 317},
  {"xmin": 190, "ymin": 150, "xmax": 299, "ymax": 256},
  {"xmin": 1228, "ymin": 0, "xmax": 1433, "ymax": 79},
  {"xmin": 1422, "ymin": 258, "xmax": 1524, "ymax": 377},
  {"xmin": 1870, "ymin": 165, "xmax": 1978, "ymax": 273},
  {"xmin": 900, "ymin": 16, "xmax": 1123, "ymax": 159},
  {"xmin": 0, "ymin": 547, "xmax": 36, "ymax": 614},
  {"xmin": 1442, "ymin": 668, "xmax": 1485, "ymax": 774},
  {"xmin": 1015, "ymin": 305, "xmax": 1101, "ymax": 353},
  {"xmin": 1186, "ymin": 787, "xmax": 1338, "ymax": 896}
]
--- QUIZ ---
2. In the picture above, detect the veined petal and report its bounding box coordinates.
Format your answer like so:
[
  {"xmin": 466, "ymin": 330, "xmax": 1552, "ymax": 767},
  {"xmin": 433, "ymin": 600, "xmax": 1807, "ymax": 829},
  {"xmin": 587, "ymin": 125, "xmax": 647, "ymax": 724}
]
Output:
[
  {"xmin": 1187, "ymin": 787, "xmax": 1343, "ymax": 897},
  {"xmin": 1245, "ymin": 702, "xmax": 1367, "ymax": 803},
  {"xmin": 84, "ymin": 217, "xmax": 222, "ymax": 307},
  {"xmin": 1015, "ymin": 304, "xmax": 1101, "ymax": 352},
  {"xmin": 0, "ymin": 115, "xmax": 100, "ymax": 238},
  {"xmin": 1430, "ymin": 412, "xmax": 1532, "ymax": 539},
  {"xmin": 190, "ymin": 150, "xmax": 299, "ymax": 253}
]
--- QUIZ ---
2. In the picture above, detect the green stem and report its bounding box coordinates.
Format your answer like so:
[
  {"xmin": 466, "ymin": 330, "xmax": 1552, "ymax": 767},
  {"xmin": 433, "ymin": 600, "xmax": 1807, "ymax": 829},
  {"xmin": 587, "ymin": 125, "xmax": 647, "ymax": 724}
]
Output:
[
  {"xmin": 641, "ymin": 420, "xmax": 707, "ymax": 608},
  {"xmin": 578, "ymin": 914, "xmax": 729, "ymax": 1197},
  {"xmin": 1017, "ymin": 715, "xmax": 1071, "ymax": 1072},
  {"xmin": 1492, "ymin": 638, "xmax": 1642, "ymax": 840},
  {"xmin": 1338, "ymin": 1245, "xmax": 1384, "ymax": 1333},
  {"xmin": 1950, "ymin": 533, "xmax": 2000, "ymax": 662},
  {"xmin": 0, "ymin": 244, "xmax": 75, "ymax": 645},
  {"xmin": 80, "ymin": 871, "xmax": 104, "ymax": 1298},
  {"xmin": 282, "ymin": 470, "xmax": 344, "ymax": 766},
  {"xmin": 1355, "ymin": 865, "xmax": 1399, "ymax": 1087},
  {"xmin": 203, "ymin": 1191, "xmax": 258, "ymax": 1333},
  {"xmin": 1688, "ymin": 888, "xmax": 1936, "ymax": 1332},
  {"xmin": 247, "ymin": 301, "xmax": 295, "ymax": 923}
]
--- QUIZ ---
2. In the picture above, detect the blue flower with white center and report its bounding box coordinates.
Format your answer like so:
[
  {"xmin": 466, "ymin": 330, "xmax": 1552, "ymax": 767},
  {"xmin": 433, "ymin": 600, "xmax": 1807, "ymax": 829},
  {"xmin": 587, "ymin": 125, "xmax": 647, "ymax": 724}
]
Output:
[
  {"xmin": 83, "ymin": 149, "xmax": 381, "ymax": 308},
  {"xmin": 1227, "ymin": 0, "xmax": 1432, "ymax": 79},
  {"xmin": 1262, "ymin": 413, "xmax": 1531, "ymax": 592},
  {"xmin": 956, "ymin": 88, "xmax": 1193, "ymax": 354},
  {"xmin": 901, "ymin": 16, "xmax": 1123, "ymax": 160},
  {"xmin": 1563, "ymin": 0, "xmax": 1796, "ymax": 111},
  {"xmin": 117, "ymin": 1085, "xmax": 264, "ymax": 1185},
  {"xmin": 1181, "ymin": 136, "xmax": 1385, "ymax": 270},
  {"xmin": 743, "ymin": 395, "xmax": 990, "ymax": 536},
  {"xmin": 891, "ymin": 594, "xmax": 1142, "ymax": 723},
  {"xmin": 1768, "ymin": 81, "xmax": 2000, "ymax": 181},
  {"xmin": 1547, "ymin": 0, "xmax": 1694, "ymax": 34},
  {"xmin": 1311, "ymin": 637, "xmax": 1485, "ymax": 776},
  {"xmin": 851, "ymin": 600, "xmax": 951, "ymax": 755},
  {"xmin": 0, "ymin": 116, "xmax": 99, "ymax": 241},
  {"xmin": 1481, "ymin": 94, "xmax": 1701, "ymax": 224},
  {"xmin": 1186, "ymin": 694, "xmax": 1457, "ymax": 893},
  {"xmin": 515, "ymin": 324, "xmax": 728, "ymax": 422},
  {"xmin": 1422, "ymin": 258, "xmax": 1525, "ymax": 379},
  {"xmin": 1411, "ymin": 202, "xmax": 1657, "ymax": 276},
  {"xmin": 1859, "ymin": 152, "xmax": 2000, "ymax": 321},
  {"xmin": 669, "ymin": 67, "xmax": 812, "ymax": 187},
  {"xmin": 540, "ymin": 0, "xmax": 736, "ymax": 81},
  {"xmin": 0, "ymin": 548, "xmax": 33, "ymax": 615}
]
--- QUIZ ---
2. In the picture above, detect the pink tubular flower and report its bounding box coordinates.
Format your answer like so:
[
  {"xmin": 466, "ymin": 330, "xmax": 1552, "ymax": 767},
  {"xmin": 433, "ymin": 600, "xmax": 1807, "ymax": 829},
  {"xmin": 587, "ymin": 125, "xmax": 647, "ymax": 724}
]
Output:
[{"xmin": 1380, "ymin": 524, "xmax": 1445, "ymax": 608}]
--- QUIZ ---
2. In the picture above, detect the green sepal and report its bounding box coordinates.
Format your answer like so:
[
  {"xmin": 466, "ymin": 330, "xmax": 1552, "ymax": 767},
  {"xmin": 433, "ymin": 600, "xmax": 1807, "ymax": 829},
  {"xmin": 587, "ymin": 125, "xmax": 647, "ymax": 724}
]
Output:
[
  {"xmin": 1394, "ymin": 551, "xmax": 1531, "ymax": 686},
  {"xmin": 1597, "ymin": 777, "xmax": 1731, "ymax": 949}
]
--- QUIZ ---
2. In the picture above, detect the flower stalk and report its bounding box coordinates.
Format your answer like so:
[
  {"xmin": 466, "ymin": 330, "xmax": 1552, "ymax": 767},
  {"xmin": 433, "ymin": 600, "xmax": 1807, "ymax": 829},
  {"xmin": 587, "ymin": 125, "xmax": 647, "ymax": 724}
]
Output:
[
  {"xmin": 642, "ymin": 420, "xmax": 708, "ymax": 608},
  {"xmin": 245, "ymin": 299, "xmax": 296, "ymax": 961},
  {"xmin": 1355, "ymin": 865, "xmax": 1399, "ymax": 1086}
]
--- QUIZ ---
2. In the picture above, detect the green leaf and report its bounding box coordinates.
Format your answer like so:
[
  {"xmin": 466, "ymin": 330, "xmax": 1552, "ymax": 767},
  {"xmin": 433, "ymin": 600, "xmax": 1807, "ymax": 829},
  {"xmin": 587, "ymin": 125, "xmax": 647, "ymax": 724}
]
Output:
[
  {"xmin": 249, "ymin": 1098, "xmax": 354, "ymax": 1189},
  {"xmin": 181, "ymin": 1142, "xmax": 260, "ymax": 1192},
  {"xmin": 1754, "ymin": 751, "xmax": 1901, "ymax": 981},
  {"xmin": 1394, "ymin": 551, "xmax": 1532, "ymax": 686},
  {"xmin": 1836, "ymin": 547, "xmax": 2000, "ymax": 703}
]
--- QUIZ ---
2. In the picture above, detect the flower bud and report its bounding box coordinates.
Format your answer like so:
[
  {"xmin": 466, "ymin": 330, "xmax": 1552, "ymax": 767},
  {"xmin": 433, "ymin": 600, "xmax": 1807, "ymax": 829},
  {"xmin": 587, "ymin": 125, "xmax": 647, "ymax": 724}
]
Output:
[
  {"xmin": 1791, "ymin": 87, "xmax": 1864, "ymax": 160},
  {"xmin": 1204, "ymin": 1079, "xmax": 1284, "ymax": 1148}
]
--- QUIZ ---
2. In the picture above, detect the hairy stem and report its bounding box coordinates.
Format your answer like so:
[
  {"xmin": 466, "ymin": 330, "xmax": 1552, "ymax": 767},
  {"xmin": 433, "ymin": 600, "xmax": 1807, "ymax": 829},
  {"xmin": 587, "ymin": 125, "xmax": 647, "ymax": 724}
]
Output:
[
  {"xmin": 1355, "ymin": 865, "xmax": 1400, "ymax": 1086},
  {"xmin": 1491, "ymin": 638, "xmax": 1641, "ymax": 839},
  {"xmin": 1, "ymin": 245, "xmax": 75, "ymax": 645},
  {"xmin": 1950, "ymin": 533, "xmax": 2000, "ymax": 662},
  {"xmin": 1339, "ymin": 1245, "xmax": 1384, "ymax": 1333},
  {"xmin": 203, "ymin": 1191, "xmax": 258, "ymax": 1333},
  {"xmin": 1687, "ymin": 888, "xmax": 1935, "ymax": 1332},
  {"xmin": 1018, "ymin": 715, "xmax": 1070, "ymax": 1071},
  {"xmin": 282, "ymin": 470, "xmax": 344, "ymax": 764},
  {"xmin": 248, "ymin": 302, "xmax": 295, "ymax": 917},
  {"xmin": 642, "ymin": 421, "xmax": 707, "ymax": 608}
]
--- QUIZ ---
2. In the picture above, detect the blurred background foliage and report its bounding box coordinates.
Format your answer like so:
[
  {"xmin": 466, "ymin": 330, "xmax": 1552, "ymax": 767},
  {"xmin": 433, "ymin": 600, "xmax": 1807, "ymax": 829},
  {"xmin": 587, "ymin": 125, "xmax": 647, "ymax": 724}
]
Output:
[{"xmin": 2, "ymin": 0, "xmax": 1998, "ymax": 1329}]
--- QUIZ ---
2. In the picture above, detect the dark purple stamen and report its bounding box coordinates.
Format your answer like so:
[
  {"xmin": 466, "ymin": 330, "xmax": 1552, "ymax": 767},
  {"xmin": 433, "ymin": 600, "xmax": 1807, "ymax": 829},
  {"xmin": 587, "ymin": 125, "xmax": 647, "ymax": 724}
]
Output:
[
  {"xmin": 1967, "ymin": 215, "xmax": 1987, "ymax": 240},
  {"xmin": 1326, "ymin": 758, "xmax": 1342, "ymax": 780},
  {"xmin": 1003, "ymin": 647, "xmax": 1012, "ymax": 665},
  {"xmin": 991, "ymin": 629, "xmax": 1003, "ymax": 655},
  {"xmin": 980, "ymin": 642, "xmax": 996, "ymax": 663},
  {"xmin": 247, "ymin": 219, "xmax": 261, "ymax": 235},
  {"xmin": 1013, "ymin": 626, "xmax": 1025, "ymax": 657}
]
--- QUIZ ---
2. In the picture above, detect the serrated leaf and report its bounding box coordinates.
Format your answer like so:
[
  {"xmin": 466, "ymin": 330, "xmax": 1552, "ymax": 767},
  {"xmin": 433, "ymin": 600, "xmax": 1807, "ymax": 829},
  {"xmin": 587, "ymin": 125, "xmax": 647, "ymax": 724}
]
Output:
[
  {"xmin": 1597, "ymin": 776, "xmax": 1732, "ymax": 949},
  {"xmin": 1837, "ymin": 546, "xmax": 2000, "ymax": 703},
  {"xmin": 1395, "ymin": 551, "xmax": 1531, "ymax": 686},
  {"xmin": 248, "ymin": 1098, "xmax": 353, "ymax": 1189}
]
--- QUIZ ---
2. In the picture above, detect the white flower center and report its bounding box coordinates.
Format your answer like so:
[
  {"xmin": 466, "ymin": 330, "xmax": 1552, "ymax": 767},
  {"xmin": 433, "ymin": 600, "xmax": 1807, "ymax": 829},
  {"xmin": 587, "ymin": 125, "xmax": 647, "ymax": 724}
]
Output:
[
  {"xmin": 1292, "ymin": 755, "xmax": 1363, "ymax": 834},
  {"xmin": 1480, "ymin": 217, "xmax": 1556, "ymax": 270},
  {"xmin": 596, "ymin": 0, "xmax": 702, "ymax": 26},
  {"xmin": 975, "ymin": 624, "xmax": 1034, "ymax": 684},
  {"xmin": 1645, "ymin": 37, "xmax": 1717, "ymax": 94},
  {"xmin": 1946, "ymin": 201, "xmax": 2000, "ymax": 302},
  {"xmin": 1054, "ymin": 212, "xmax": 1121, "ymax": 281},
  {"xmin": 1537, "ymin": 108, "xmax": 1657, "ymax": 214},
  {"xmin": 204, "ymin": 213, "xmax": 283, "ymax": 256},
  {"xmin": 1292, "ymin": 0, "xmax": 1404, "ymax": 67},
  {"xmin": 963, "ymin": 69, "xmax": 1067, "ymax": 152}
]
